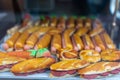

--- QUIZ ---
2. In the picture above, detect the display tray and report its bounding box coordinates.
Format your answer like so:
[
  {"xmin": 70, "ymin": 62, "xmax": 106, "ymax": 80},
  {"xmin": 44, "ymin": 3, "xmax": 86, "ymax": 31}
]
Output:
[
  {"xmin": 0, "ymin": 71, "xmax": 120, "ymax": 80},
  {"xmin": 0, "ymin": 36, "xmax": 120, "ymax": 80}
]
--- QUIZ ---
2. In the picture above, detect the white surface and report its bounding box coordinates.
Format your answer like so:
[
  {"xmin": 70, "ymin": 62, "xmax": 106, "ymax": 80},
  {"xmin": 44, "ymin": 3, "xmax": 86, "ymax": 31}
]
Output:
[
  {"xmin": 0, "ymin": 13, "xmax": 7, "ymax": 20},
  {"xmin": 0, "ymin": 71, "xmax": 120, "ymax": 80}
]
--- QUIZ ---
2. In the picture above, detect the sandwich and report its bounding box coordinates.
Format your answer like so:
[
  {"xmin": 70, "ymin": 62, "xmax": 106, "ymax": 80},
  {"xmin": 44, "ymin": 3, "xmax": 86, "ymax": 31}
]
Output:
[
  {"xmin": 11, "ymin": 57, "xmax": 55, "ymax": 76},
  {"xmin": 50, "ymin": 59, "xmax": 90, "ymax": 77},
  {"xmin": 0, "ymin": 52, "xmax": 25, "ymax": 72},
  {"xmin": 78, "ymin": 62, "xmax": 120, "ymax": 79}
]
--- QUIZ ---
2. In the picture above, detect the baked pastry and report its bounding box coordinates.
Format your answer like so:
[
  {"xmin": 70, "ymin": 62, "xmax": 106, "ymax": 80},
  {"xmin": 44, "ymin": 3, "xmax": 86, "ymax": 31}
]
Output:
[
  {"xmin": 35, "ymin": 34, "xmax": 51, "ymax": 49},
  {"xmin": 101, "ymin": 49, "xmax": 120, "ymax": 61},
  {"xmin": 102, "ymin": 32, "xmax": 116, "ymax": 49},
  {"xmin": 15, "ymin": 31, "xmax": 30, "ymax": 50},
  {"xmin": 50, "ymin": 59, "xmax": 90, "ymax": 77},
  {"xmin": 0, "ymin": 53, "xmax": 25, "ymax": 72},
  {"xmin": 72, "ymin": 34, "xmax": 84, "ymax": 51},
  {"xmin": 51, "ymin": 34, "xmax": 62, "ymax": 53},
  {"xmin": 3, "ymin": 32, "xmax": 21, "ymax": 51},
  {"xmin": 11, "ymin": 57, "xmax": 55, "ymax": 76},
  {"xmin": 75, "ymin": 27, "xmax": 89, "ymax": 36},
  {"xmin": 78, "ymin": 62, "xmax": 120, "ymax": 79},
  {"xmin": 82, "ymin": 34, "xmax": 94, "ymax": 49},
  {"xmin": 57, "ymin": 48, "xmax": 78, "ymax": 60},
  {"xmin": 79, "ymin": 50, "xmax": 101, "ymax": 63}
]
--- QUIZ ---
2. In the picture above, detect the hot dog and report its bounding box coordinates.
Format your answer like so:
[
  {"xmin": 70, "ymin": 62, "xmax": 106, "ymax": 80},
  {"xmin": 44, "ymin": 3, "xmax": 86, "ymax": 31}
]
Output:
[
  {"xmin": 24, "ymin": 32, "xmax": 40, "ymax": 50},
  {"xmin": 82, "ymin": 34, "xmax": 94, "ymax": 49},
  {"xmin": 3, "ymin": 32, "xmax": 21, "ymax": 51},
  {"xmin": 67, "ymin": 17, "xmax": 75, "ymax": 28},
  {"xmin": 62, "ymin": 28, "xmax": 75, "ymax": 49},
  {"xmin": 15, "ymin": 31, "xmax": 30, "ymax": 50},
  {"xmin": 50, "ymin": 59, "xmax": 90, "ymax": 77},
  {"xmin": 75, "ymin": 27, "xmax": 89, "ymax": 36},
  {"xmin": 51, "ymin": 34, "xmax": 62, "ymax": 53},
  {"xmin": 72, "ymin": 34, "xmax": 84, "ymax": 51},
  {"xmin": 35, "ymin": 34, "xmax": 51, "ymax": 49},
  {"xmin": 94, "ymin": 35, "xmax": 106, "ymax": 51},
  {"xmin": 90, "ymin": 37, "xmax": 101, "ymax": 52},
  {"xmin": 102, "ymin": 32, "xmax": 116, "ymax": 49}
]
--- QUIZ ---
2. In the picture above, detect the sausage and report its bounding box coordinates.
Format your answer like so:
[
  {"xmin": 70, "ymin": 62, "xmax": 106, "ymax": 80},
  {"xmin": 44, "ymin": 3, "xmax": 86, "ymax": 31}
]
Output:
[
  {"xmin": 34, "ymin": 34, "xmax": 51, "ymax": 49},
  {"xmin": 71, "ymin": 36, "xmax": 79, "ymax": 51},
  {"xmin": 15, "ymin": 31, "xmax": 30, "ymax": 50},
  {"xmin": 82, "ymin": 35, "xmax": 94, "ymax": 49},
  {"xmin": 72, "ymin": 34, "xmax": 84, "ymax": 51},
  {"xmin": 24, "ymin": 32, "xmax": 40, "ymax": 50},
  {"xmin": 75, "ymin": 27, "xmax": 89, "ymax": 36},
  {"xmin": 91, "ymin": 37, "xmax": 101, "ymax": 52},
  {"xmin": 51, "ymin": 34, "xmax": 62, "ymax": 53},
  {"xmin": 94, "ymin": 35, "xmax": 106, "ymax": 50},
  {"xmin": 3, "ymin": 32, "xmax": 21, "ymax": 50},
  {"xmin": 67, "ymin": 17, "xmax": 75, "ymax": 28},
  {"xmin": 102, "ymin": 32, "xmax": 116, "ymax": 49}
]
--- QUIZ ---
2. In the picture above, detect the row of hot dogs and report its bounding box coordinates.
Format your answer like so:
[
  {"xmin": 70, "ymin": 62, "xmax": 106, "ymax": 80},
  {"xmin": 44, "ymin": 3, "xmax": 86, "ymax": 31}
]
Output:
[{"xmin": 3, "ymin": 22, "xmax": 116, "ymax": 53}]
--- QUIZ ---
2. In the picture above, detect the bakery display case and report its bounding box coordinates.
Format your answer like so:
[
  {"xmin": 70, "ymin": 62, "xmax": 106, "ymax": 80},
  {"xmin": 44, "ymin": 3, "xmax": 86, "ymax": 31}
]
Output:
[{"xmin": 0, "ymin": 0, "xmax": 120, "ymax": 80}]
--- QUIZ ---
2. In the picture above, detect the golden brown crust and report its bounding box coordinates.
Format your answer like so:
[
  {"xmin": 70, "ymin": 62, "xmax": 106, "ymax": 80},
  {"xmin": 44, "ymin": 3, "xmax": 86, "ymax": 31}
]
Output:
[
  {"xmin": 63, "ymin": 28, "xmax": 75, "ymax": 49},
  {"xmin": 51, "ymin": 34, "xmax": 62, "ymax": 50},
  {"xmin": 0, "ymin": 51, "xmax": 10, "ymax": 58},
  {"xmin": 35, "ymin": 34, "xmax": 51, "ymax": 49},
  {"xmin": 78, "ymin": 62, "xmax": 120, "ymax": 75},
  {"xmin": 94, "ymin": 35, "xmax": 106, "ymax": 50},
  {"xmin": 103, "ymin": 32, "xmax": 116, "ymax": 49},
  {"xmin": 75, "ymin": 27, "xmax": 89, "ymax": 36},
  {"xmin": 11, "ymin": 58, "xmax": 55, "ymax": 73},
  {"xmin": 47, "ymin": 28, "xmax": 62, "ymax": 35},
  {"xmin": 0, "ymin": 56, "xmax": 26, "ymax": 66},
  {"xmin": 57, "ymin": 48, "xmax": 78, "ymax": 60},
  {"xmin": 79, "ymin": 50, "xmax": 101, "ymax": 63},
  {"xmin": 26, "ymin": 32, "xmax": 39, "ymax": 47},
  {"xmin": 6, "ymin": 32, "xmax": 21, "ymax": 48},
  {"xmin": 89, "ymin": 27, "xmax": 104, "ymax": 37},
  {"xmin": 50, "ymin": 59, "xmax": 90, "ymax": 71},
  {"xmin": 25, "ymin": 26, "xmax": 40, "ymax": 33},
  {"xmin": 101, "ymin": 49, "xmax": 120, "ymax": 61},
  {"xmin": 73, "ymin": 34, "xmax": 84, "ymax": 50},
  {"xmin": 15, "ymin": 31, "xmax": 30, "ymax": 49},
  {"xmin": 84, "ymin": 35, "xmax": 94, "ymax": 49}
]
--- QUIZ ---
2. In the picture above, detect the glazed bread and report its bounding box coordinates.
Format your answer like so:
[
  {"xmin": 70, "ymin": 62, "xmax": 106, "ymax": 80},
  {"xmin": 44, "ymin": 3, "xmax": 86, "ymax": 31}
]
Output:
[
  {"xmin": 50, "ymin": 59, "xmax": 90, "ymax": 71},
  {"xmin": 79, "ymin": 50, "xmax": 101, "ymax": 63},
  {"xmin": 101, "ymin": 49, "xmax": 120, "ymax": 61},
  {"xmin": 78, "ymin": 62, "xmax": 120, "ymax": 75},
  {"xmin": 11, "ymin": 58, "xmax": 55, "ymax": 74}
]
